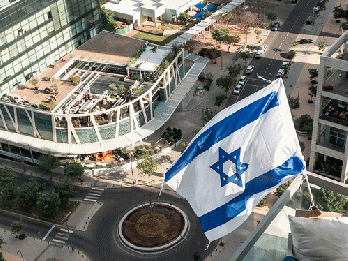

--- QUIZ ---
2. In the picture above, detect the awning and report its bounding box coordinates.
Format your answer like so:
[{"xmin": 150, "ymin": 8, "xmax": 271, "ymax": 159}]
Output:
[
  {"xmin": 195, "ymin": 3, "xmax": 206, "ymax": 10},
  {"xmin": 205, "ymin": 4, "xmax": 217, "ymax": 12},
  {"xmin": 192, "ymin": 10, "xmax": 207, "ymax": 20}
]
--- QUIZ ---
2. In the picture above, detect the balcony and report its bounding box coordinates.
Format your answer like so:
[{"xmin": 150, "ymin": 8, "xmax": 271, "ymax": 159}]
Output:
[
  {"xmin": 231, "ymin": 173, "xmax": 348, "ymax": 260},
  {"xmin": 320, "ymin": 99, "xmax": 348, "ymax": 127},
  {"xmin": 316, "ymin": 128, "xmax": 345, "ymax": 153},
  {"xmin": 321, "ymin": 70, "xmax": 348, "ymax": 99}
]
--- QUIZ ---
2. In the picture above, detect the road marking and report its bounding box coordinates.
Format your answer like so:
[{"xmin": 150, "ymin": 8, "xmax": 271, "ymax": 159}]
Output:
[
  {"xmin": 88, "ymin": 193, "xmax": 102, "ymax": 196},
  {"xmin": 55, "ymin": 235, "xmax": 69, "ymax": 240},
  {"xmin": 85, "ymin": 195, "xmax": 99, "ymax": 200},
  {"xmin": 52, "ymin": 239, "xmax": 66, "ymax": 244},
  {"xmin": 42, "ymin": 225, "xmax": 55, "ymax": 241},
  {"xmin": 60, "ymin": 228, "xmax": 73, "ymax": 233},
  {"xmin": 91, "ymin": 188, "xmax": 104, "ymax": 191},
  {"xmin": 84, "ymin": 198, "xmax": 97, "ymax": 202}
]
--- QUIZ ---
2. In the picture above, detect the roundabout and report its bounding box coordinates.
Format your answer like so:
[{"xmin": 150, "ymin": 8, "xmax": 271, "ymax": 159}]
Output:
[{"xmin": 118, "ymin": 202, "xmax": 190, "ymax": 253}]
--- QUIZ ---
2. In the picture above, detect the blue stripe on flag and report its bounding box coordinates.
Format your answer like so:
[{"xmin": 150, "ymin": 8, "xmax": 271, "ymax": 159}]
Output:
[
  {"xmin": 198, "ymin": 156, "xmax": 305, "ymax": 232},
  {"xmin": 165, "ymin": 91, "xmax": 279, "ymax": 182}
]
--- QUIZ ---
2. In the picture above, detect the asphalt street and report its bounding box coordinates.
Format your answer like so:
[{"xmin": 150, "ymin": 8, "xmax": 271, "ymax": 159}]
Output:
[
  {"xmin": 71, "ymin": 185, "xmax": 217, "ymax": 261},
  {"xmin": 226, "ymin": 0, "xmax": 321, "ymax": 106}
]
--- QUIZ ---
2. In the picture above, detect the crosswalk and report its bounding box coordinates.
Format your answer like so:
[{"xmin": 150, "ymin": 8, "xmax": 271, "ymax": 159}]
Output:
[
  {"xmin": 52, "ymin": 228, "xmax": 73, "ymax": 244},
  {"xmin": 84, "ymin": 187, "xmax": 104, "ymax": 202}
]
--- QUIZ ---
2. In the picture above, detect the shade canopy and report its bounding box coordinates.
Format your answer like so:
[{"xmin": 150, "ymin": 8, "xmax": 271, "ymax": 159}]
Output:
[
  {"xmin": 195, "ymin": 3, "xmax": 206, "ymax": 10},
  {"xmin": 192, "ymin": 10, "xmax": 207, "ymax": 20},
  {"xmin": 205, "ymin": 4, "xmax": 217, "ymax": 12}
]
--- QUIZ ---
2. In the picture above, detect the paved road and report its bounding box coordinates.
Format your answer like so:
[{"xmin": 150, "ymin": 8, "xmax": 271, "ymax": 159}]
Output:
[
  {"xmin": 71, "ymin": 185, "xmax": 216, "ymax": 261},
  {"xmin": 226, "ymin": 0, "xmax": 321, "ymax": 106}
]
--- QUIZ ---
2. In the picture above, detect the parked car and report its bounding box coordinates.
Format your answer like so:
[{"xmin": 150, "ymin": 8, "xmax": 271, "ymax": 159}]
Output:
[
  {"xmin": 299, "ymin": 39, "xmax": 313, "ymax": 44},
  {"xmin": 259, "ymin": 44, "xmax": 268, "ymax": 51},
  {"xmin": 233, "ymin": 84, "xmax": 243, "ymax": 95},
  {"xmin": 271, "ymin": 22, "xmax": 280, "ymax": 31},
  {"xmin": 255, "ymin": 50, "xmax": 263, "ymax": 59},
  {"xmin": 306, "ymin": 16, "xmax": 314, "ymax": 25},
  {"xmin": 313, "ymin": 6, "xmax": 320, "ymax": 13},
  {"xmin": 245, "ymin": 65, "xmax": 254, "ymax": 74},
  {"xmin": 281, "ymin": 61, "xmax": 291, "ymax": 69},
  {"xmin": 238, "ymin": 76, "xmax": 247, "ymax": 86},
  {"xmin": 275, "ymin": 69, "xmax": 285, "ymax": 78}
]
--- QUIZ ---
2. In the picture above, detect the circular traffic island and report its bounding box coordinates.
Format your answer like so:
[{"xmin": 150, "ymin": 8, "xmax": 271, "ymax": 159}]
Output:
[{"xmin": 118, "ymin": 202, "xmax": 189, "ymax": 253}]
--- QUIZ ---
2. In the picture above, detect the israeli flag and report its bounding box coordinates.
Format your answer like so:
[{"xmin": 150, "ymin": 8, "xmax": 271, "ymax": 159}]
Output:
[{"xmin": 165, "ymin": 78, "xmax": 305, "ymax": 242}]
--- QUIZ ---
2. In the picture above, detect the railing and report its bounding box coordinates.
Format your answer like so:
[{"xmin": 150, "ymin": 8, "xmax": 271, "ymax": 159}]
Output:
[{"xmin": 232, "ymin": 172, "xmax": 348, "ymax": 260}]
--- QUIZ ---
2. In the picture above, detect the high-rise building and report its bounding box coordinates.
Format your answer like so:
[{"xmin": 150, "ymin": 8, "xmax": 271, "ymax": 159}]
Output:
[
  {"xmin": 309, "ymin": 31, "xmax": 348, "ymax": 182},
  {"xmin": 0, "ymin": 0, "xmax": 101, "ymax": 96}
]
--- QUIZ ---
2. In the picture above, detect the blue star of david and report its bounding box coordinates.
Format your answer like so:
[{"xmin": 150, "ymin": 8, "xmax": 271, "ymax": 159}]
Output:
[{"xmin": 210, "ymin": 147, "xmax": 248, "ymax": 188}]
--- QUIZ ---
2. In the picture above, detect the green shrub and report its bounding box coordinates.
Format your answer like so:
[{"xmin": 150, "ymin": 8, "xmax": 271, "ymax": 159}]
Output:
[
  {"xmin": 297, "ymin": 114, "xmax": 313, "ymax": 133},
  {"xmin": 275, "ymin": 181, "xmax": 291, "ymax": 197},
  {"xmin": 289, "ymin": 97, "xmax": 300, "ymax": 109},
  {"xmin": 215, "ymin": 95, "xmax": 226, "ymax": 107}
]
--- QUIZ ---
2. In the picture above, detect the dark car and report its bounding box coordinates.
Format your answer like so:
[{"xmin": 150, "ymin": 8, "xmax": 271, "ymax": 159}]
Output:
[
  {"xmin": 271, "ymin": 22, "xmax": 280, "ymax": 31},
  {"xmin": 306, "ymin": 16, "xmax": 313, "ymax": 25},
  {"xmin": 299, "ymin": 39, "xmax": 313, "ymax": 44}
]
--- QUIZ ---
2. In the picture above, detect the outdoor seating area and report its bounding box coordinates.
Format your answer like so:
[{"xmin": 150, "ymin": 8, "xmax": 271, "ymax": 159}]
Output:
[{"xmin": 321, "ymin": 99, "xmax": 348, "ymax": 126}]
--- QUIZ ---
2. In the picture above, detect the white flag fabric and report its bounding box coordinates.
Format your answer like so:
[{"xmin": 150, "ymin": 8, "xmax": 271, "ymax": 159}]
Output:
[{"xmin": 164, "ymin": 78, "xmax": 305, "ymax": 242}]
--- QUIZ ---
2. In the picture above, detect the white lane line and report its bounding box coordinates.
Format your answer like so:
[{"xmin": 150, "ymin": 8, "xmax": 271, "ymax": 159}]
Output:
[
  {"xmin": 84, "ymin": 198, "xmax": 97, "ymax": 202},
  {"xmin": 91, "ymin": 188, "xmax": 104, "ymax": 191},
  {"xmin": 88, "ymin": 193, "xmax": 102, "ymax": 196},
  {"xmin": 52, "ymin": 239, "xmax": 66, "ymax": 244},
  {"xmin": 42, "ymin": 225, "xmax": 55, "ymax": 241},
  {"xmin": 85, "ymin": 195, "xmax": 99, "ymax": 199},
  {"xmin": 60, "ymin": 228, "xmax": 73, "ymax": 233},
  {"xmin": 55, "ymin": 235, "xmax": 69, "ymax": 240}
]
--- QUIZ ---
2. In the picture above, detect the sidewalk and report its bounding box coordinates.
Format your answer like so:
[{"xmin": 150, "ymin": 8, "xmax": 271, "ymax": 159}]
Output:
[{"xmin": 0, "ymin": 228, "xmax": 88, "ymax": 261}]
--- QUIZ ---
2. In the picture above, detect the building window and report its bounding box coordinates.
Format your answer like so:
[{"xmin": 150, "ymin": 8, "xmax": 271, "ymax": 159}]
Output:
[
  {"xmin": 18, "ymin": 29, "xmax": 23, "ymax": 36},
  {"xmin": 47, "ymin": 11, "xmax": 53, "ymax": 19},
  {"xmin": 329, "ymin": 128, "xmax": 345, "ymax": 148}
]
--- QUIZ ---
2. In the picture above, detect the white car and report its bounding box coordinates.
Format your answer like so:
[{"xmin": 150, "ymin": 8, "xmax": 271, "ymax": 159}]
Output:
[
  {"xmin": 276, "ymin": 69, "xmax": 285, "ymax": 78},
  {"xmin": 255, "ymin": 50, "xmax": 263, "ymax": 59},
  {"xmin": 238, "ymin": 76, "xmax": 247, "ymax": 86},
  {"xmin": 233, "ymin": 84, "xmax": 243, "ymax": 95},
  {"xmin": 245, "ymin": 65, "xmax": 254, "ymax": 74},
  {"xmin": 281, "ymin": 61, "xmax": 291, "ymax": 69},
  {"xmin": 259, "ymin": 44, "xmax": 268, "ymax": 52}
]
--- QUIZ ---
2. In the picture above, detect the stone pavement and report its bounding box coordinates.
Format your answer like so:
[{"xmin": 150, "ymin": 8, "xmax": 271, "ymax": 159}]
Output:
[{"xmin": 0, "ymin": 227, "xmax": 88, "ymax": 261}]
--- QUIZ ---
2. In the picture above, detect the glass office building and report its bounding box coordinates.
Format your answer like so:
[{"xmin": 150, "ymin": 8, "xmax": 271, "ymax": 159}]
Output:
[{"xmin": 0, "ymin": 0, "xmax": 101, "ymax": 96}]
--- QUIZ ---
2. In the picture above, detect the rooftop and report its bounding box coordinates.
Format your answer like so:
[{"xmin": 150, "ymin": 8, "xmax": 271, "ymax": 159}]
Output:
[{"xmin": 8, "ymin": 31, "xmax": 146, "ymax": 110}]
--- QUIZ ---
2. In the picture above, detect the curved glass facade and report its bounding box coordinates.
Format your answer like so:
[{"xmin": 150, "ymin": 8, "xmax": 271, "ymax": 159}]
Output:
[{"xmin": 0, "ymin": 49, "xmax": 186, "ymax": 146}]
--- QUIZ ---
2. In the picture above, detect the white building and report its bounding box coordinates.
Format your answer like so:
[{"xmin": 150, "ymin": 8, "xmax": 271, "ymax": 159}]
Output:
[
  {"xmin": 103, "ymin": 0, "xmax": 202, "ymax": 27},
  {"xmin": 309, "ymin": 31, "xmax": 348, "ymax": 182}
]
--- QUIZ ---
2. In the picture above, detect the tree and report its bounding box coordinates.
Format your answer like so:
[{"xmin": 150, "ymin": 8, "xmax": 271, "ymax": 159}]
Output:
[
  {"xmin": 202, "ymin": 11, "xmax": 212, "ymax": 20},
  {"xmin": 216, "ymin": 75, "xmax": 236, "ymax": 92},
  {"xmin": 137, "ymin": 155, "xmax": 158, "ymax": 178},
  {"xmin": 101, "ymin": 7, "xmax": 119, "ymax": 32},
  {"xmin": 0, "ymin": 252, "xmax": 5, "ymax": 261},
  {"xmin": 315, "ymin": 188, "xmax": 348, "ymax": 213},
  {"xmin": 17, "ymin": 179, "xmax": 44, "ymax": 210},
  {"xmin": 226, "ymin": 35, "xmax": 240, "ymax": 52},
  {"xmin": 318, "ymin": 41, "xmax": 327, "ymax": 51},
  {"xmin": 64, "ymin": 161, "xmax": 84, "ymax": 178},
  {"xmin": 267, "ymin": 12, "xmax": 278, "ymax": 25},
  {"xmin": 297, "ymin": 114, "xmax": 313, "ymax": 133},
  {"xmin": 239, "ymin": 51, "xmax": 251, "ymax": 60},
  {"xmin": 38, "ymin": 154, "xmax": 60, "ymax": 174},
  {"xmin": 54, "ymin": 178, "xmax": 77, "ymax": 206},
  {"xmin": 212, "ymin": 28, "xmax": 229, "ymax": 47},
  {"xmin": 37, "ymin": 192, "xmax": 61, "ymax": 218},
  {"xmin": 178, "ymin": 12, "xmax": 189, "ymax": 25},
  {"xmin": 11, "ymin": 221, "xmax": 25, "ymax": 234},
  {"xmin": 236, "ymin": 11, "xmax": 260, "ymax": 44},
  {"xmin": 0, "ymin": 167, "xmax": 18, "ymax": 203}
]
